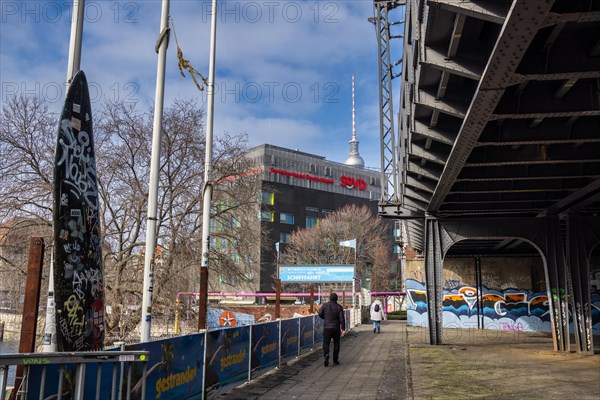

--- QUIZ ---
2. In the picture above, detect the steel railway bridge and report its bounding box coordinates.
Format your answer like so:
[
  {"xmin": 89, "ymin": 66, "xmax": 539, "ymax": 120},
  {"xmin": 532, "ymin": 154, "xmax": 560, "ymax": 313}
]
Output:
[{"xmin": 372, "ymin": 0, "xmax": 600, "ymax": 353}]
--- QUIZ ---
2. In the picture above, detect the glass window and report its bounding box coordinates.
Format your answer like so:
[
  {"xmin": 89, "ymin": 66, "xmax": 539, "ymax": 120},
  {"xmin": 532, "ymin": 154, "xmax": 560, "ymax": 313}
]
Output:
[
  {"xmin": 280, "ymin": 232, "xmax": 291, "ymax": 243},
  {"xmin": 260, "ymin": 211, "xmax": 274, "ymax": 222},
  {"xmin": 306, "ymin": 216, "xmax": 318, "ymax": 228},
  {"xmin": 322, "ymin": 209, "xmax": 333, "ymax": 214},
  {"xmin": 260, "ymin": 191, "xmax": 274, "ymax": 205},
  {"xmin": 280, "ymin": 213, "xmax": 295, "ymax": 224},
  {"xmin": 306, "ymin": 206, "xmax": 319, "ymax": 213},
  {"xmin": 231, "ymin": 216, "xmax": 241, "ymax": 228}
]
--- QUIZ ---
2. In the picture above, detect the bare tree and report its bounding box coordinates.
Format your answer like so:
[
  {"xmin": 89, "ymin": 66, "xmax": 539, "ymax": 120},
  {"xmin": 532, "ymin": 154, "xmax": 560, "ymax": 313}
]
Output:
[
  {"xmin": 0, "ymin": 96, "xmax": 55, "ymax": 222},
  {"xmin": 0, "ymin": 95, "xmax": 264, "ymax": 341},
  {"xmin": 97, "ymin": 98, "xmax": 264, "ymax": 339},
  {"xmin": 0, "ymin": 96, "xmax": 55, "ymax": 315},
  {"xmin": 284, "ymin": 204, "xmax": 395, "ymax": 292}
]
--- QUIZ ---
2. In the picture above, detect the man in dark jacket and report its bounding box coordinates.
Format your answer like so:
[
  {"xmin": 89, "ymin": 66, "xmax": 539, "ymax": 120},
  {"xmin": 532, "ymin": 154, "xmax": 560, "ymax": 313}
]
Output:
[{"xmin": 318, "ymin": 292, "xmax": 346, "ymax": 367}]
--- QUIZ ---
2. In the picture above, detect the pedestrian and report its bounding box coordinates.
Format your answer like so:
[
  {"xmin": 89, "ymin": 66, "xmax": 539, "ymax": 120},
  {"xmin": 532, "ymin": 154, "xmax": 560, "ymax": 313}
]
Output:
[
  {"xmin": 370, "ymin": 297, "xmax": 385, "ymax": 333},
  {"xmin": 318, "ymin": 292, "xmax": 345, "ymax": 367}
]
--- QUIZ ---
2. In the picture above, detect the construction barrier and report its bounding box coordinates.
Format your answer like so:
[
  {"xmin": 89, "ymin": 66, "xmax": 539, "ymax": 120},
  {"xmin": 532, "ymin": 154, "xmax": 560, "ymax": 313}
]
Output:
[{"xmin": 1, "ymin": 313, "xmax": 353, "ymax": 400}]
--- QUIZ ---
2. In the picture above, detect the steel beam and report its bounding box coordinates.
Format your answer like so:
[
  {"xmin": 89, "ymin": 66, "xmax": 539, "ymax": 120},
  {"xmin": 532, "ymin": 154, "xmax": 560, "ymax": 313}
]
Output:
[
  {"xmin": 424, "ymin": 218, "xmax": 444, "ymax": 345},
  {"xmin": 378, "ymin": 203, "xmax": 425, "ymax": 219},
  {"xmin": 410, "ymin": 142, "xmax": 449, "ymax": 166},
  {"xmin": 406, "ymin": 175, "xmax": 436, "ymax": 193},
  {"xmin": 465, "ymin": 159, "xmax": 600, "ymax": 168},
  {"xmin": 567, "ymin": 215, "xmax": 596, "ymax": 353},
  {"xmin": 543, "ymin": 11, "xmax": 600, "ymax": 27},
  {"xmin": 407, "ymin": 162, "xmax": 442, "ymax": 181},
  {"xmin": 427, "ymin": 0, "xmax": 508, "ymax": 24},
  {"xmin": 413, "ymin": 120, "xmax": 455, "ymax": 146},
  {"xmin": 477, "ymin": 138, "xmax": 600, "ymax": 147},
  {"xmin": 539, "ymin": 179, "xmax": 600, "ymax": 217},
  {"xmin": 415, "ymin": 90, "xmax": 467, "ymax": 119},
  {"xmin": 545, "ymin": 217, "xmax": 570, "ymax": 351},
  {"xmin": 427, "ymin": 0, "xmax": 557, "ymax": 213},
  {"xmin": 374, "ymin": 0, "xmax": 402, "ymax": 202},
  {"xmin": 422, "ymin": 47, "xmax": 482, "ymax": 81},
  {"xmin": 491, "ymin": 110, "xmax": 600, "ymax": 120},
  {"xmin": 405, "ymin": 187, "xmax": 433, "ymax": 204}
]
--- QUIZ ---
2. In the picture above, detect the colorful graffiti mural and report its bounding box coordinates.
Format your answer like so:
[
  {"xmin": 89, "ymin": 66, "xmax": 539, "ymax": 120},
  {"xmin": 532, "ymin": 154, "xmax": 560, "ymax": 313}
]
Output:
[
  {"xmin": 206, "ymin": 308, "xmax": 254, "ymax": 329},
  {"xmin": 406, "ymin": 279, "xmax": 600, "ymax": 335}
]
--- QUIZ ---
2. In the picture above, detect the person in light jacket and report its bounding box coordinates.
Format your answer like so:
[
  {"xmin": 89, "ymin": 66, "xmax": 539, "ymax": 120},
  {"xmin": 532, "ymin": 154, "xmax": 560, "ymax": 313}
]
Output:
[{"xmin": 370, "ymin": 298, "xmax": 385, "ymax": 333}]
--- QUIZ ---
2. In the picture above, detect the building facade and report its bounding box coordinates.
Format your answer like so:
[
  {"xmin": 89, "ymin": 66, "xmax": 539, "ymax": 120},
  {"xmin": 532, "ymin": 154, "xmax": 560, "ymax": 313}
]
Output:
[{"xmin": 243, "ymin": 144, "xmax": 383, "ymax": 293}]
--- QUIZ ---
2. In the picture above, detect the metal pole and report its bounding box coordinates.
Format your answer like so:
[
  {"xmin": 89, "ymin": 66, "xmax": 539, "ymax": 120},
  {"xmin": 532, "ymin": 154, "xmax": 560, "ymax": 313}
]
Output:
[
  {"xmin": 74, "ymin": 364, "xmax": 86, "ymax": 400},
  {"xmin": 45, "ymin": 0, "xmax": 85, "ymax": 353},
  {"xmin": 1, "ymin": 365, "xmax": 8, "ymax": 400},
  {"xmin": 141, "ymin": 0, "xmax": 171, "ymax": 342},
  {"xmin": 116, "ymin": 342, "xmax": 125, "ymax": 400},
  {"xmin": 14, "ymin": 238, "xmax": 45, "ymax": 399},
  {"xmin": 198, "ymin": 0, "xmax": 218, "ymax": 331},
  {"xmin": 352, "ymin": 245, "xmax": 357, "ymax": 314},
  {"xmin": 174, "ymin": 295, "xmax": 180, "ymax": 334},
  {"xmin": 43, "ymin": 251, "xmax": 57, "ymax": 352},
  {"xmin": 66, "ymin": 0, "xmax": 85, "ymax": 85},
  {"xmin": 198, "ymin": 268, "xmax": 209, "ymax": 330},
  {"xmin": 275, "ymin": 279, "xmax": 281, "ymax": 319}
]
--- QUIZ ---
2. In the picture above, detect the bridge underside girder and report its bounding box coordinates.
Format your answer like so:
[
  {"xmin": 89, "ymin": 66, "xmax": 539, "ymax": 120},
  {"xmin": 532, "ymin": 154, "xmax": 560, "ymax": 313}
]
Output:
[{"xmin": 381, "ymin": 0, "xmax": 600, "ymax": 353}]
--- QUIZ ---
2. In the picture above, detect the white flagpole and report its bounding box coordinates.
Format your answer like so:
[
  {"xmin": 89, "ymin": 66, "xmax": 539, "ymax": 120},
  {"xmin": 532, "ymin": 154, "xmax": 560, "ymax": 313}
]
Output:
[
  {"xmin": 198, "ymin": 0, "xmax": 218, "ymax": 330},
  {"xmin": 45, "ymin": 0, "xmax": 86, "ymax": 353},
  {"xmin": 66, "ymin": 0, "xmax": 85, "ymax": 86},
  {"xmin": 141, "ymin": 0, "xmax": 171, "ymax": 342}
]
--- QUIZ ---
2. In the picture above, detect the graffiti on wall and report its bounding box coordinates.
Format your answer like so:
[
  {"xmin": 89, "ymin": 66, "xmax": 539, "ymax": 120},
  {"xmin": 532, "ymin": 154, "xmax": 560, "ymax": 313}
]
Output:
[
  {"xmin": 406, "ymin": 279, "xmax": 551, "ymax": 332},
  {"xmin": 406, "ymin": 279, "xmax": 600, "ymax": 335}
]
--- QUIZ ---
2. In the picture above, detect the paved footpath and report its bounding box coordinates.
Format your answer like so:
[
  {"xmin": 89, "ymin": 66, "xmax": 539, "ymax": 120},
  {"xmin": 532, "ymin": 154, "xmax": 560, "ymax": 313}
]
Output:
[
  {"xmin": 218, "ymin": 321, "xmax": 600, "ymax": 400},
  {"xmin": 218, "ymin": 321, "xmax": 410, "ymax": 400}
]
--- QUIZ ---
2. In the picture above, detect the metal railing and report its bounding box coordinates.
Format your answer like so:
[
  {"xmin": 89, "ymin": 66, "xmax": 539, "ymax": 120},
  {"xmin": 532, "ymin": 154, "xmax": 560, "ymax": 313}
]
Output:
[{"xmin": 0, "ymin": 350, "xmax": 148, "ymax": 400}]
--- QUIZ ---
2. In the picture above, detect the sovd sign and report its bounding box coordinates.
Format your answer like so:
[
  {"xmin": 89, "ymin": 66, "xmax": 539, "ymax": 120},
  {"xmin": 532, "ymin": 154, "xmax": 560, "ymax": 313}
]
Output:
[{"xmin": 340, "ymin": 175, "xmax": 367, "ymax": 191}]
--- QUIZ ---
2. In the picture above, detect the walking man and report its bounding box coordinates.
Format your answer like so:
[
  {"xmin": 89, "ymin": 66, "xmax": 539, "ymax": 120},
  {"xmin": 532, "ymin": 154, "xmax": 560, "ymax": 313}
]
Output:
[{"xmin": 318, "ymin": 292, "xmax": 345, "ymax": 367}]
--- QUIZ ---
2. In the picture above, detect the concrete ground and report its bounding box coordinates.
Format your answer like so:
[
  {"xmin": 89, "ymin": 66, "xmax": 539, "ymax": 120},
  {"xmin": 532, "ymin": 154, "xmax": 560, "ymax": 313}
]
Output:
[{"xmin": 217, "ymin": 320, "xmax": 600, "ymax": 400}]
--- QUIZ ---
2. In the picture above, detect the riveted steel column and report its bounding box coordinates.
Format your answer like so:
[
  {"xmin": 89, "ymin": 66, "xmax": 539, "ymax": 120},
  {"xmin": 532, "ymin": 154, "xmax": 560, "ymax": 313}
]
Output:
[
  {"xmin": 424, "ymin": 217, "xmax": 443, "ymax": 345},
  {"xmin": 374, "ymin": 0, "xmax": 400, "ymax": 202},
  {"xmin": 545, "ymin": 217, "xmax": 569, "ymax": 352},
  {"xmin": 568, "ymin": 215, "xmax": 594, "ymax": 353}
]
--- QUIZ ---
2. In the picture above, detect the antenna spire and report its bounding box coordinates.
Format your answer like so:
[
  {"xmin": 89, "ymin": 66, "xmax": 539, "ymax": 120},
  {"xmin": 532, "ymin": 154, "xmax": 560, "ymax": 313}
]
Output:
[
  {"xmin": 352, "ymin": 73, "xmax": 357, "ymax": 141},
  {"xmin": 345, "ymin": 73, "xmax": 365, "ymax": 168}
]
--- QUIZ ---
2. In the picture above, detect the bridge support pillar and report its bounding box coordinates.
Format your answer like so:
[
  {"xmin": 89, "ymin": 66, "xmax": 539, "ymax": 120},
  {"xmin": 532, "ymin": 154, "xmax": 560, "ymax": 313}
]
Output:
[
  {"xmin": 545, "ymin": 217, "xmax": 570, "ymax": 352},
  {"xmin": 424, "ymin": 218, "xmax": 444, "ymax": 345},
  {"xmin": 568, "ymin": 215, "xmax": 596, "ymax": 354}
]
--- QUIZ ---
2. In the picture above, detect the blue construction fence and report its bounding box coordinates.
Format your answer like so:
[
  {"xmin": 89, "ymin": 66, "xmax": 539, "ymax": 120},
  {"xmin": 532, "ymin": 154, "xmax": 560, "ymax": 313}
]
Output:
[{"xmin": 25, "ymin": 311, "xmax": 351, "ymax": 400}]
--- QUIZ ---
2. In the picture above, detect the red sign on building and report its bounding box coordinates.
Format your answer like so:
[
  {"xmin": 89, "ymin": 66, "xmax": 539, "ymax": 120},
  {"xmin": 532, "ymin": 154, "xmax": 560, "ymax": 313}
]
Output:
[{"xmin": 340, "ymin": 175, "xmax": 367, "ymax": 191}]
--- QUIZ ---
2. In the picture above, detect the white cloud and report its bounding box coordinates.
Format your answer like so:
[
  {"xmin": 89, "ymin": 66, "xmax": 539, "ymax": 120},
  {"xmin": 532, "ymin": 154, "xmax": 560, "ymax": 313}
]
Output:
[{"xmin": 1, "ymin": 0, "xmax": 397, "ymax": 170}]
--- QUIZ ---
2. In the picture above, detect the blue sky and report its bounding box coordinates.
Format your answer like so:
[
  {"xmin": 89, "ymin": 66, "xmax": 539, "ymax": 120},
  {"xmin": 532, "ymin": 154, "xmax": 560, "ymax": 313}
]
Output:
[{"xmin": 1, "ymin": 0, "xmax": 403, "ymax": 169}]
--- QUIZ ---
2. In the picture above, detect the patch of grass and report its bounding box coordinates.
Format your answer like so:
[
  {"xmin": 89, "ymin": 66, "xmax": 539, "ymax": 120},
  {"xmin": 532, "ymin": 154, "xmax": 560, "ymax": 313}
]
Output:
[{"xmin": 386, "ymin": 310, "xmax": 407, "ymax": 320}]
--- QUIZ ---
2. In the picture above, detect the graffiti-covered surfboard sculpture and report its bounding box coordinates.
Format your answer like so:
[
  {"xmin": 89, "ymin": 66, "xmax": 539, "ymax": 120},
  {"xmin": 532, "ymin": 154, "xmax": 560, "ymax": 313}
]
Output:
[{"xmin": 53, "ymin": 70, "xmax": 104, "ymax": 351}]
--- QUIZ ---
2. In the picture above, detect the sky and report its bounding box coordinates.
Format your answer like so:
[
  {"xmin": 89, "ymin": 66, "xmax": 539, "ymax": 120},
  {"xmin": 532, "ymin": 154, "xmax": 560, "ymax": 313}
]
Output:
[{"xmin": 1, "ymin": 0, "xmax": 404, "ymax": 170}]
